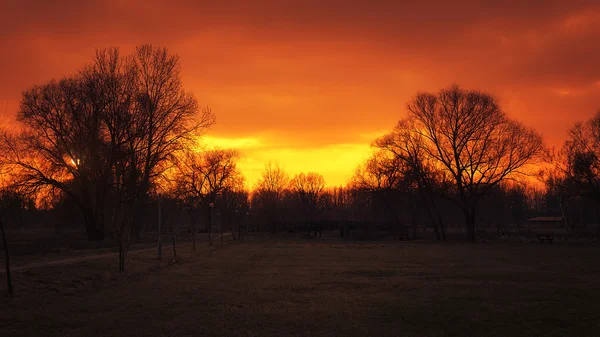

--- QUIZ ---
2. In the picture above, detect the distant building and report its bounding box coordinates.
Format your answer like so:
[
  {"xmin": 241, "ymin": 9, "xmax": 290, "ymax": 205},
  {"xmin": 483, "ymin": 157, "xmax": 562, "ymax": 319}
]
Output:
[{"xmin": 525, "ymin": 216, "xmax": 566, "ymax": 231}]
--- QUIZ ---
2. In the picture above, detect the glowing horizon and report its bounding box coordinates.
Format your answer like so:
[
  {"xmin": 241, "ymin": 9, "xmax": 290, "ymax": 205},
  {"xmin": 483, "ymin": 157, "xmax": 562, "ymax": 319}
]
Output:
[
  {"xmin": 1, "ymin": 1, "xmax": 599, "ymax": 190},
  {"xmin": 199, "ymin": 134, "xmax": 378, "ymax": 189}
]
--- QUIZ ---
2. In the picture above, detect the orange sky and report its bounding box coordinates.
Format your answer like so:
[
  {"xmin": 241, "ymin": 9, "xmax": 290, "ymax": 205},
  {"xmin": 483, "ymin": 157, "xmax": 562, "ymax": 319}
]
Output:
[{"xmin": 1, "ymin": 0, "xmax": 600, "ymax": 188}]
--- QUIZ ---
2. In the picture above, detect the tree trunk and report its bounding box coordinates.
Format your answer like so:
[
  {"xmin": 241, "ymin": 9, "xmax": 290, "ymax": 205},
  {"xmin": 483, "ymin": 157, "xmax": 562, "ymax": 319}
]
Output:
[
  {"xmin": 432, "ymin": 219, "xmax": 441, "ymax": 241},
  {"xmin": 439, "ymin": 215, "xmax": 447, "ymax": 241},
  {"xmin": 412, "ymin": 215, "xmax": 417, "ymax": 240},
  {"xmin": 207, "ymin": 207, "xmax": 213, "ymax": 246},
  {"xmin": 465, "ymin": 208, "xmax": 476, "ymax": 242},
  {"xmin": 157, "ymin": 198, "xmax": 162, "ymax": 260},
  {"xmin": 558, "ymin": 195, "xmax": 571, "ymax": 232},
  {"xmin": 85, "ymin": 222, "xmax": 104, "ymax": 241},
  {"xmin": 220, "ymin": 219, "xmax": 224, "ymax": 247},
  {"xmin": 0, "ymin": 220, "xmax": 13, "ymax": 296},
  {"xmin": 229, "ymin": 221, "xmax": 236, "ymax": 240},
  {"xmin": 118, "ymin": 242, "xmax": 124, "ymax": 272},
  {"xmin": 83, "ymin": 210, "xmax": 105, "ymax": 241},
  {"xmin": 426, "ymin": 203, "xmax": 441, "ymax": 241},
  {"xmin": 171, "ymin": 227, "xmax": 177, "ymax": 261},
  {"xmin": 191, "ymin": 217, "xmax": 196, "ymax": 252}
]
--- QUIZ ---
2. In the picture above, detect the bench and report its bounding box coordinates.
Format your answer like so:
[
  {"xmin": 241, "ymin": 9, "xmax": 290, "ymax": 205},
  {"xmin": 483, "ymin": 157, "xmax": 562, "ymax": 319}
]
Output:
[
  {"xmin": 537, "ymin": 234, "xmax": 555, "ymax": 244},
  {"xmin": 396, "ymin": 233, "xmax": 411, "ymax": 241}
]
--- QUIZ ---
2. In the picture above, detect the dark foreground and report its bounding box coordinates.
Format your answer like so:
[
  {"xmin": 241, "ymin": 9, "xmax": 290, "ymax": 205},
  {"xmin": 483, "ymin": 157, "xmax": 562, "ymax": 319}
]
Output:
[{"xmin": 2, "ymin": 237, "xmax": 600, "ymax": 337}]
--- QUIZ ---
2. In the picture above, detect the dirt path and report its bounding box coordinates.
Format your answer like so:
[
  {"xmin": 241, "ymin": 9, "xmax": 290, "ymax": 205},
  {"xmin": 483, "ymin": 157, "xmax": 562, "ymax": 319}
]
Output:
[{"xmin": 0, "ymin": 233, "xmax": 230, "ymax": 273}]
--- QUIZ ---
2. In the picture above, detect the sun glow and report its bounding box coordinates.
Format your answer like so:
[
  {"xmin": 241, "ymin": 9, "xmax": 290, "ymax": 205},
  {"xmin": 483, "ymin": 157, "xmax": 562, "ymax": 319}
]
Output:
[
  {"xmin": 67, "ymin": 156, "xmax": 80, "ymax": 167},
  {"xmin": 195, "ymin": 134, "xmax": 373, "ymax": 189},
  {"xmin": 200, "ymin": 136, "xmax": 263, "ymax": 150}
]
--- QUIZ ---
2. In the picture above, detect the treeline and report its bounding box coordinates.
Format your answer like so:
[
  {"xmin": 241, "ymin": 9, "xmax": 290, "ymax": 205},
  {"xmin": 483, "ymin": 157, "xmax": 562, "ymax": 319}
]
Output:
[
  {"xmin": 1, "ymin": 45, "xmax": 600, "ymax": 291},
  {"xmin": 251, "ymin": 86, "xmax": 600, "ymax": 240},
  {"xmin": 0, "ymin": 45, "xmax": 219, "ymax": 281}
]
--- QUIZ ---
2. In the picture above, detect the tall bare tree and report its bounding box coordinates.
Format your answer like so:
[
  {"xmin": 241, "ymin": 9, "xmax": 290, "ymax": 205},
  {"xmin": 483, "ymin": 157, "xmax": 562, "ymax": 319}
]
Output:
[
  {"xmin": 10, "ymin": 45, "xmax": 213, "ymax": 246},
  {"xmin": 0, "ymin": 130, "xmax": 17, "ymax": 296},
  {"xmin": 0, "ymin": 187, "xmax": 21, "ymax": 297},
  {"xmin": 406, "ymin": 85, "xmax": 545, "ymax": 241},
  {"xmin": 130, "ymin": 45, "xmax": 215, "ymax": 238},
  {"xmin": 8, "ymin": 46, "xmax": 213, "ymax": 271}
]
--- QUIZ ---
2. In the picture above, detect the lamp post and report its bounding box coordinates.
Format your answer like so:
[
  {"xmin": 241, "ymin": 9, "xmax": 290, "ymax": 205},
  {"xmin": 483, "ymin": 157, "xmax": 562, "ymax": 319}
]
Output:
[{"xmin": 208, "ymin": 202, "xmax": 214, "ymax": 246}]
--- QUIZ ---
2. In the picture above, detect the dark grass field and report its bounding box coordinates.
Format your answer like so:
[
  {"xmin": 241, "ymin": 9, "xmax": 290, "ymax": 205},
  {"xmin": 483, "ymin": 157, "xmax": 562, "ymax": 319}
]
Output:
[{"xmin": 2, "ymin": 236, "xmax": 600, "ymax": 337}]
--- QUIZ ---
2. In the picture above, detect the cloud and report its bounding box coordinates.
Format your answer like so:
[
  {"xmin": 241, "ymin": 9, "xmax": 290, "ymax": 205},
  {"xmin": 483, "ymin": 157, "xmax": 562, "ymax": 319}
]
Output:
[{"xmin": 2, "ymin": 0, "xmax": 600, "ymax": 183}]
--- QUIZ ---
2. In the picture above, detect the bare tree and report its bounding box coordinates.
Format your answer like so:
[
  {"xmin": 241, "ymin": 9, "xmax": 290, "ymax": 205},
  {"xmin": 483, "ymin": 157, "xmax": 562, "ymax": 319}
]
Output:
[
  {"xmin": 289, "ymin": 172, "xmax": 325, "ymax": 228},
  {"xmin": 130, "ymin": 45, "xmax": 215, "ymax": 239},
  {"xmin": 255, "ymin": 162, "xmax": 289, "ymax": 195},
  {"xmin": 545, "ymin": 111, "xmax": 600, "ymax": 234},
  {"xmin": 372, "ymin": 118, "xmax": 449, "ymax": 240},
  {"xmin": 351, "ymin": 151, "xmax": 407, "ymax": 230},
  {"xmin": 559, "ymin": 110, "xmax": 600, "ymax": 203},
  {"xmin": 406, "ymin": 85, "xmax": 545, "ymax": 241},
  {"xmin": 220, "ymin": 186, "xmax": 248, "ymax": 240},
  {"xmin": 290, "ymin": 172, "xmax": 325, "ymax": 204},
  {"xmin": 0, "ymin": 150, "xmax": 18, "ymax": 296},
  {"xmin": 174, "ymin": 149, "xmax": 243, "ymax": 246},
  {"xmin": 0, "ymin": 121, "xmax": 27, "ymax": 295},
  {"xmin": 0, "ymin": 188, "xmax": 21, "ymax": 297},
  {"xmin": 9, "ymin": 46, "xmax": 213, "ymax": 271},
  {"xmin": 253, "ymin": 162, "xmax": 289, "ymax": 232},
  {"xmin": 155, "ymin": 196, "xmax": 181, "ymax": 261},
  {"xmin": 10, "ymin": 45, "xmax": 213, "ymax": 244}
]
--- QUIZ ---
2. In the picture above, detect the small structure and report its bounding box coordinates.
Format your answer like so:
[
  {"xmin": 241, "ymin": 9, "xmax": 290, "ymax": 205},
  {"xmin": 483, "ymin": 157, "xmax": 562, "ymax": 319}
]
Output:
[{"xmin": 525, "ymin": 216, "xmax": 566, "ymax": 231}]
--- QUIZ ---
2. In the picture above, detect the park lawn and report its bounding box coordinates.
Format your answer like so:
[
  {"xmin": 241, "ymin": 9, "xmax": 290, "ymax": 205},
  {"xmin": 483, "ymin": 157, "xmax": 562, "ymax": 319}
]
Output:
[{"xmin": 1, "ymin": 237, "xmax": 600, "ymax": 337}]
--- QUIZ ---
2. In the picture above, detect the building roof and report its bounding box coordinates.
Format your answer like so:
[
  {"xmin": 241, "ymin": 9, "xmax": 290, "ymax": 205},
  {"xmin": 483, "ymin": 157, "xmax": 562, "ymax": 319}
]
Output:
[{"xmin": 526, "ymin": 216, "xmax": 564, "ymax": 222}]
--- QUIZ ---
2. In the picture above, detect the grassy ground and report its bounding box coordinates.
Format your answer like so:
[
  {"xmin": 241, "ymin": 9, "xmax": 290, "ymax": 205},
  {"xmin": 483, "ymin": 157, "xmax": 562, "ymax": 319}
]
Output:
[{"xmin": 1, "ymin": 235, "xmax": 600, "ymax": 337}]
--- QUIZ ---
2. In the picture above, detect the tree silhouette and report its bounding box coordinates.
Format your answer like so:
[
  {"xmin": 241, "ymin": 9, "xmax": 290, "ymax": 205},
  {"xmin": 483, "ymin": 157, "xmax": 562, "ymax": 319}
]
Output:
[
  {"xmin": 253, "ymin": 162, "xmax": 289, "ymax": 232},
  {"xmin": 405, "ymin": 85, "xmax": 545, "ymax": 241},
  {"xmin": 289, "ymin": 172, "xmax": 325, "ymax": 225},
  {"xmin": 130, "ymin": 45, "xmax": 215, "ymax": 238},
  {"xmin": 6, "ymin": 46, "xmax": 213, "ymax": 271},
  {"xmin": 9, "ymin": 46, "xmax": 214, "ymax": 246},
  {"xmin": 351, "ymin": 128, "xmax": 439, "ymax": 239},
  {"xmin": 351, "ymin": 151, "xmax": 407, "ymax": 230},
  {"xmin": 0, "ymin": 131, "xmax": 17, "ymax": 296},
  {"xmin": 560, "ymin": 111, "xmax": 600, "ymax": 203},
  {"xmin": 545, "ymin": 110, "xmax": 600, "ymax": 233},
  {"xmin": 173, "ymin": 149, "xmax": 243, "ymax": 246}
]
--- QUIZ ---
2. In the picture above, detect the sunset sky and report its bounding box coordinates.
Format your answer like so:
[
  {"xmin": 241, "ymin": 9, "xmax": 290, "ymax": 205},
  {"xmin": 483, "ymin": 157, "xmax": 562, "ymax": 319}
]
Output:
[{"xmin": 1, "ymin": 0, "xmax": 600, "ymax": 188}]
